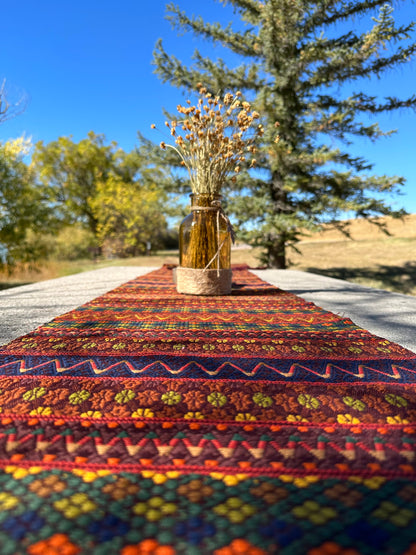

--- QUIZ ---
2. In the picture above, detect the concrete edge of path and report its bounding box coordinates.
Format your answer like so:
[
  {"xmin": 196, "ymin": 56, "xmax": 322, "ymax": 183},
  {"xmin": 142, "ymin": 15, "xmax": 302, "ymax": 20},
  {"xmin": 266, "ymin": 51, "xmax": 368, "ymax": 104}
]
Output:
[{"xmin": 0, "ymin": 266, "xmax": 415, "ymax": 353}]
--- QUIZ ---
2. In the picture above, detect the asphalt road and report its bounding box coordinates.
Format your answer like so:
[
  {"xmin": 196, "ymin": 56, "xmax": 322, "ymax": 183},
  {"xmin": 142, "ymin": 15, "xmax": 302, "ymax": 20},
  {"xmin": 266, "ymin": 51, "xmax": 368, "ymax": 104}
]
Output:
[{"xmin": 0, "ymin": 266, "xmax": 415, "ymax": 353}]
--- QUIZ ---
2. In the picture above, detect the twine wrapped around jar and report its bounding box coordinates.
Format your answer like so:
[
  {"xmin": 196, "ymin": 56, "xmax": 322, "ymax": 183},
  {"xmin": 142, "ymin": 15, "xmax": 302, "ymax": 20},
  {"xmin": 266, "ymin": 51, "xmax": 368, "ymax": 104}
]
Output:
[{"xmin": 175, "ymin": 267, "xmax": 232, "ymax": 295}]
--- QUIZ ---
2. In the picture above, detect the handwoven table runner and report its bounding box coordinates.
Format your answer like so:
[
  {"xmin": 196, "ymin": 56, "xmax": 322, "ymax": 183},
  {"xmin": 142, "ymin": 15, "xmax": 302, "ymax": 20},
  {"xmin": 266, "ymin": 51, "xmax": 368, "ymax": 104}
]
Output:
[{"xmin": 0, "ymin": 265, "xmax": 415, "ymax": 554}]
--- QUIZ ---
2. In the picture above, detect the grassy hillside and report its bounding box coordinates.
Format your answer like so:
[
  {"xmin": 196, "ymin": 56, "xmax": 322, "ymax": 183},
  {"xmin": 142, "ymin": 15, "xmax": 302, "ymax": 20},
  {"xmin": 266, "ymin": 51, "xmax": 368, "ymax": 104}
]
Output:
[
  {"xmin": 289, "ymin": 214, "xmax": 416, "ymax": 296},
  {"xmin": 1, "ymin": 214, "xmax": 415, "ymax": 295}
]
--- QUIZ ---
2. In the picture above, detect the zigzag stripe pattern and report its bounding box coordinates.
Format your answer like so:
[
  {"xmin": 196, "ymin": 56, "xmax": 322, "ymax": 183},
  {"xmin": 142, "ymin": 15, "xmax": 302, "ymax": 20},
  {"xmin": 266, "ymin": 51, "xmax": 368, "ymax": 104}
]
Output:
[{"xmin": 0, "ymin": 356, "xmax": 415, "ymax": 382}]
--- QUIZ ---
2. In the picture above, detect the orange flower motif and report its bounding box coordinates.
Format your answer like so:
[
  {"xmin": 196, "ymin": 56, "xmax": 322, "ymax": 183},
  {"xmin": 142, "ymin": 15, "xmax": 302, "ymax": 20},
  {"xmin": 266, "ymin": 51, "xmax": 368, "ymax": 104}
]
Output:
[
  {"xmin": 214, "ymin": 538, "xmax": 266, "ymax": 554},
  {"xmin": 121, "ymin": 539, "xmax": 175, "ymax": 554},
  {"xmin": 28, "ymin": 533, "xmax": 81, "ymax": 555},
  {"xmin": 183, "ymin": 390, "xmax": 206, "ymax": 410}
]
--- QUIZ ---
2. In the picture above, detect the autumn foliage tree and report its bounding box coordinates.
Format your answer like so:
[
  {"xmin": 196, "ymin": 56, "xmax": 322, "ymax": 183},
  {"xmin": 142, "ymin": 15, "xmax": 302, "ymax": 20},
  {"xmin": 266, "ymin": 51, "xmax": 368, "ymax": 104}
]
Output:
[
  {"xmin": 32, "ymin": 133, "xmax": 169, "ymax": 257},
  {"xmin": 0, "ymin": 138, "xmax": 52, "ymax": 265},
  {"xmin": 153, "ymin": 0, "xmax": 416, "ymax": 267}
]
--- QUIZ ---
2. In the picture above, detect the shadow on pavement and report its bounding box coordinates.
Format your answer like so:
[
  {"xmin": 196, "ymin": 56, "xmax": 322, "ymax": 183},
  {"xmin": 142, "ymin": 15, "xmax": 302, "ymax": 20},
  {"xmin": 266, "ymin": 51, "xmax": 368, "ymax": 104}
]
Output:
[{"xmin": 305, "ymin": 262, "xmax": 416, "ymax": 296}]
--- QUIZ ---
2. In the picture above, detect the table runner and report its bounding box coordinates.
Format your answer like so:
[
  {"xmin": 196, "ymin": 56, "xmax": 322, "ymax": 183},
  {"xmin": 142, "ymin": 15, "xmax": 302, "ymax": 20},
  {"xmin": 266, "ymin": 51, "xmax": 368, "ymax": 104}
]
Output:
[{"xmin": 0, "ymin": 265, "xmax": 415, "ymax": 554}]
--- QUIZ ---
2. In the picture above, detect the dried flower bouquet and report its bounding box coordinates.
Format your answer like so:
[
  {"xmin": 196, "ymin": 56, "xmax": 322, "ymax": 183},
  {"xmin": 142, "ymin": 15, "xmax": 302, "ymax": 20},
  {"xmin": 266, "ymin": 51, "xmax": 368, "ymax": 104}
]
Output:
[{"xmin": 153, "ymin": 87, "xmax": 264, "ymax": 293}]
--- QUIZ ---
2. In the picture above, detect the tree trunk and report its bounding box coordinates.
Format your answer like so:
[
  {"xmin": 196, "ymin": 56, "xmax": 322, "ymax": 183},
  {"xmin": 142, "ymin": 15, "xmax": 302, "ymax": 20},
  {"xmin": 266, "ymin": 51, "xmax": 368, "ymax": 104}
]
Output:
[
  {"xmin": 267, "ymin": 170, "xmax": 289, "ymax": 268},
  {"xmin": 267, "ymin": 235, "xmax": 287, "ymax": 269}
]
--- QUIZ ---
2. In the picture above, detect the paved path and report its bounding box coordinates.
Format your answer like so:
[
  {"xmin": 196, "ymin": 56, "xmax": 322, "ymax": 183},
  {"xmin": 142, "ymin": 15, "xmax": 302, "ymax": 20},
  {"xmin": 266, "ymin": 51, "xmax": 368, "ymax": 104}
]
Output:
[{"xmin": 0, "ymin": 267, "xmax": 415, "ymax": 353}]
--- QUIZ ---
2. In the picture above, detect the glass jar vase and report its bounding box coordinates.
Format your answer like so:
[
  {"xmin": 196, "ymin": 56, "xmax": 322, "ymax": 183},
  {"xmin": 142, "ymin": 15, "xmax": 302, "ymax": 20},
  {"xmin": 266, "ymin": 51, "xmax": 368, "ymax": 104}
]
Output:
[{"xmin": 176, "ymin": 194, "xmax": 232, "ymax": 295}]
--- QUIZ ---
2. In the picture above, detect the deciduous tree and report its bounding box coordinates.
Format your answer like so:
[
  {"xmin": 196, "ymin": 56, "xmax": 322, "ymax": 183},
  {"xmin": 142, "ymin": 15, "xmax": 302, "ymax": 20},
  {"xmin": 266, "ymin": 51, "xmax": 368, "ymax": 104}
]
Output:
[{"xmin": 0, "ymin": 138, "xmax": 51, "ymax": 265}]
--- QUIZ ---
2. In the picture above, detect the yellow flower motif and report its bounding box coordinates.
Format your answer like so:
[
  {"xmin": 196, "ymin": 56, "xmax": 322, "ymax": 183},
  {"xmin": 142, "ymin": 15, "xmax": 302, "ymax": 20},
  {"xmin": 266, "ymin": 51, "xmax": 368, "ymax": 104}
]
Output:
[
  {"xmin": 29, "ymin": 406, "xmax": 52, "ymax": 416},
  {"xmin": 387, "ymin": 415, "xmax": 409, "ymax": 425},
  {"xmin": 72, "ymin": 469, "xmax": 112, "ymax": 482},
  {"xmin": 348, "ymin": 346, "xmax": 363, "ymax": 354},
  {"xmin": 292, "ymin": 345, "xmax": 306, "ymax": 353},
  {"xmin": 131, "ymin": 408, "xmax": 154, "ymax": 418},
  {"xmin": 80, "ymin": 410, "xmax": 102, "ymax": 419},
  {"xmin": 337, "ymin": 414, "xmax": 360, "ymax": 424},
  {"xmin": 4, "ymin": 466, "xmax": 42, "ymax": 480},
  {"xmin": 280, "ymin": 475, "xmax": 319, "ymax": 488},
  {"xmin": 235, "ymin": 413, "xmax": 256, "ymax": 422},
  {"xmin": 140, "ymin": 471, "xmax": 180, "ymax": 484},
  {"xmin": 0, "ymin": 492, "xmax": 19, "ymax": 510},
  {"xmin": 232, "ymin": 344, "xmax": 245, "ymax": 352},
  {"xmin": 203, "ymin": 344, "xmax": 215, "ymax": 351},
  {"xmin": 210, "ymin": 473, "xmax": 249, "ymax": 486},
  {"xmin": 287, "ymin": 415, "xmax": 309, "ymax": 423},
  {"xmin": 184, "ymin": 411, "xmax": 204, "ymax": 420}
]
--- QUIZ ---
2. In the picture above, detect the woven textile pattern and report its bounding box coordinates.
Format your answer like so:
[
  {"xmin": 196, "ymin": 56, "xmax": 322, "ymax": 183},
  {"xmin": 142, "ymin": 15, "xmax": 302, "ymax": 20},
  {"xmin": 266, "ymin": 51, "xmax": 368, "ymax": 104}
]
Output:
[{"xmin": 0, "ymin": 266, "xmax": 415, "ymax": 555}]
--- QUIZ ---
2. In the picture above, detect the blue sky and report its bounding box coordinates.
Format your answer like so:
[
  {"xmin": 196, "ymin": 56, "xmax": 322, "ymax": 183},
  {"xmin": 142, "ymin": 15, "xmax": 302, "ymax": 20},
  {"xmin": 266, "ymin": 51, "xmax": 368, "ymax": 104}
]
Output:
[{"xmin": 1, "ymin": 0, "xmax": 415, "ymax": 213}]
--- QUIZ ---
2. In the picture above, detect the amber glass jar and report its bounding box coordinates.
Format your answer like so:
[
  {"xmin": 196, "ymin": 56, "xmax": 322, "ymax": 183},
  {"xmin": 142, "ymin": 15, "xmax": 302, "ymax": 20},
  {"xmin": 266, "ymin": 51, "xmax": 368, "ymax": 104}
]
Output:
[{"xmin": 179, "ymin": 194, "xmax": 231, "ymax": 270}]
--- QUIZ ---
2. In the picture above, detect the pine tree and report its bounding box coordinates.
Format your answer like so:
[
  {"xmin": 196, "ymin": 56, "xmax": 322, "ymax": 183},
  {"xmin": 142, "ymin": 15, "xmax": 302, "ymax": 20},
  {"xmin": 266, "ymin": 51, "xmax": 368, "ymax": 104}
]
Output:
[{"xmin": 153, "ymin": 0, "xmax": 416, "ymax": 268}]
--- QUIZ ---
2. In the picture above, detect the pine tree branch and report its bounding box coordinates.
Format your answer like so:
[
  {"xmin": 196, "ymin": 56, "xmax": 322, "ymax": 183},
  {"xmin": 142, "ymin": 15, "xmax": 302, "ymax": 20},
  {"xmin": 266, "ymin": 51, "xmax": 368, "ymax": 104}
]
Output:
[
  {"xmin": 192, "ymin": 50, "xmax": 265, "ymax": 92},
  {"xmin": 152, "ymin": 39, "xmax": 204, "ymax": 90},
  {"xmin": 217, "ymin": 0, "xmax": 263, "ymax": 23},
  {"xmin": 165, "ymin": 2, "xmax": 259, "ymax": 57},
  {"xmin": 309, "ymin": 0, "xmax": 395, "ymax": 30},
  {"xmin": 310, "ymin": 92, "xmax": 416, "ymax": 114}
]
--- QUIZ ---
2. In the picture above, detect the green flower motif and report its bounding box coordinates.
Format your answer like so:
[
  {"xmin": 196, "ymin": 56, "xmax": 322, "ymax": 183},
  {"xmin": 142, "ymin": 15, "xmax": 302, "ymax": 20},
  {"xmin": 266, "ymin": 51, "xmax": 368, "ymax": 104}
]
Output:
[
  {"xmin": 207, "ymin": 391, "xmax": 227, "ymax": 407},
  {"xmin": 292, "ymin": 500, "xmax": 337, "ymax": 525},
  {"xmin": 51, "ymin": 342, "xmax": 67, "ymax": 350},
  {"xmin": 213, "ymin": 497, "xmax": 256, "ymax": 523},
  {"xmin": 143, "ymin": 343, "xmax": 156, "ymax": 349},
  {"xmin": 252, "ymin": 392, "xmax": 273, "ymax": 408},
  {"xmin": 68, "ymin": 390, "xmax": 91, "ymax": 405},
  {"xmin": 112, "ymin": 343, "xmax": 126, "ymax": 350},
  {"xmin": 385, "ymin": 394, "xmax": 408, "ymax": 408},
  {"xmin": 161, "ymin": 391, "xmax": 182, "ymax": 405},
  {"xmin": 133, "ymin": 497, "xmax": 177, "ymax": 521},
  {"xmin": 80, "ymin": 341, "xmax": 97, "ymax": 350},
  {"xmin": 23, "ymin": 387, "xmax": 47, "ymax": 401},
  {"xmin": 342, "ymin": 397, "xmax": 366, "ymax": 412},
  {"xmin": 373, "ymin": 501, "xmax": 415, "ymax": 527},
  {"xmin": 115, "ymin": 389, "xmax": 136, "ymax": 404},
  {"xmin": 298, "ymin": 394, "xmax": 320, "ymax": 409}
]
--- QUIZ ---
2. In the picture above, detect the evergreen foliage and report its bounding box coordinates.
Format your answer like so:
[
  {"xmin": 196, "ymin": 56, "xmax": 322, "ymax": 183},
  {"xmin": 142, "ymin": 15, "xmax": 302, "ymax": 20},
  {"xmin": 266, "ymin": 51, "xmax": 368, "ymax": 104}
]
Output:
[{"xmin": 153, "ymin": 0, "xmax": 416, "ymax": 267}]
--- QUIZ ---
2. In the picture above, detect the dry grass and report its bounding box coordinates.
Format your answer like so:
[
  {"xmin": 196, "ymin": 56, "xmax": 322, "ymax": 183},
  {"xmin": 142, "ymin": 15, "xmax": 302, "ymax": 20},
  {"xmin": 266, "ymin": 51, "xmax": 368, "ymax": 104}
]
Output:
[
  {"xmin": 1, "ymin": 214, "xmax": 415, "ymax": 295},
  {"xmin": 289, "ymin": 214, "xmax": 416, "ymax": 296}
]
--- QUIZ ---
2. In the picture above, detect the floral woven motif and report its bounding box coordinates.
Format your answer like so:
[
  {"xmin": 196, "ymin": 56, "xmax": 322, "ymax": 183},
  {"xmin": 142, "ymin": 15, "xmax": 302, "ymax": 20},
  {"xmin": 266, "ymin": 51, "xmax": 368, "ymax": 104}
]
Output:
[{"xmin": 0, "ymin": 265, "xmax": 415, "ymax": 554}]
